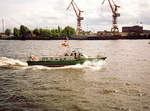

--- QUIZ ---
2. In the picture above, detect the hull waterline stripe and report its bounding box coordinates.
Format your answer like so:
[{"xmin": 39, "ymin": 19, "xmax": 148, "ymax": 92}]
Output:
[{"xmin": 47, "ymin": 65, "xmax": 68, "ymax": 67}]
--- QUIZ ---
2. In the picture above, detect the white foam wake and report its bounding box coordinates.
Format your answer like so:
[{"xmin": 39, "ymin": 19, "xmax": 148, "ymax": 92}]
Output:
[
  {"xmin": 0, "ymin": 57, "xmax": 27, "ymax": 68},
  {"xmin": 60, "ymin": 60, "xmax": 106, "ymax": 70}
]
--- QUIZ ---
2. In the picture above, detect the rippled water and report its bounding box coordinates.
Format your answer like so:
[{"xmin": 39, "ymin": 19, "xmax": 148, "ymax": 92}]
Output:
[{"xmin": 0, "ymin": 40, "xmax": 150, "ymax": 111}]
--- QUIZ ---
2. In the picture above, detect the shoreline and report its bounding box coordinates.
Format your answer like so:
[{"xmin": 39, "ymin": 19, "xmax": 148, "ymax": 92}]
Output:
[{"xmin": 0, "ymin": 36, "xmax": 150, "ymax": 40}]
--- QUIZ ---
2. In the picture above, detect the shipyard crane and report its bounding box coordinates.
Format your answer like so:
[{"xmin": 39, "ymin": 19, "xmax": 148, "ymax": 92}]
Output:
[
  {"xmin": 67, "ymin": 0, "xmax": 84, "ymax": 35},
  {"xmin": 102, "ymin": 0, "xmax": 120, "ymax": 32}
]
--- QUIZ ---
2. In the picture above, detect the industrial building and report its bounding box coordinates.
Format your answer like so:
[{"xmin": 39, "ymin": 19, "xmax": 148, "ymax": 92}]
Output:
[{"xmin": 122, "ymin": 25, "xmax": 143, "ymax": 33}]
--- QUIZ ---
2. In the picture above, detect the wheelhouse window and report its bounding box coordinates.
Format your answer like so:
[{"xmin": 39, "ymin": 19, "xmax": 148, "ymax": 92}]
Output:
[
  {"xmin": 70, "ymin": 53, "xmax": 73, "ymax": 56},
  {"xmin": 80, "ymin": 53, "xmax": 83, "ymax": 56},
  {"xmin": 42, "ymin": 57, "xmax": 48, "ymax": 61},
  {"xmin": 65, "ymin": 53, "xmax": 69, "ymax": 56}
]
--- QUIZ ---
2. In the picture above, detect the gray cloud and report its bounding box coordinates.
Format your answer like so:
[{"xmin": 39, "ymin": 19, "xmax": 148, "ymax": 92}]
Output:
[{"xmin": 0, "ymin": 0, "xmax": 150, "ymax": 32}]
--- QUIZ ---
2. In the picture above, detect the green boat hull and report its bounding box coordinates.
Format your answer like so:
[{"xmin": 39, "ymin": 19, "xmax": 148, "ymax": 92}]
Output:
[{"xmin": 27, "ymin": 57, "xmax": 106, "ymax": 67}]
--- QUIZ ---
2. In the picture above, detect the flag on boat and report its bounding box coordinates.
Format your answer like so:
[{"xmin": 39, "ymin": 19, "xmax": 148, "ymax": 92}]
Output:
[{"xmin": 60, "ymin": 37, "xmax": 69, "ymax": 47}]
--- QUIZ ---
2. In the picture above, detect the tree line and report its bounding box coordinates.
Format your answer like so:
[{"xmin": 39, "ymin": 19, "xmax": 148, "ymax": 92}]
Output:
[{"xmin": 4, "ymin": 25, "xmax": 75, "ymax": 39}]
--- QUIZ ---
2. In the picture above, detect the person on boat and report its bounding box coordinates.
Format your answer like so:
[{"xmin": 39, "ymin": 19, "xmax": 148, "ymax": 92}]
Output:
[{"xmin": 61, "ymin": 39, "xmax": 69, "ymax": 47}]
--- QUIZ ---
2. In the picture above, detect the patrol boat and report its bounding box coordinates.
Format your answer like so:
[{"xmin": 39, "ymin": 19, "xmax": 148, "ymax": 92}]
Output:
[
  {"xmin": 27, "ymin": 39, "xmax": 106, "ymax": 67},
  {"xmin": 27, "ymin": 49, "xmax": 106, "ymax": 67}
]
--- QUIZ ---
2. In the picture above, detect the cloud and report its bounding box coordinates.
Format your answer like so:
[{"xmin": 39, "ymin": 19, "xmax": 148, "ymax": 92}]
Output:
[{"xmin": 0, "ymin": 0, "xmax": 150, "ymax": 32}]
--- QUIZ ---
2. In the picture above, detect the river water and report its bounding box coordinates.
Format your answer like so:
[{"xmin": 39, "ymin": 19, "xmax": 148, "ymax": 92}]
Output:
[{"xmin": 0, "ymin": 40, "xmax": 150, "ymax": 111}]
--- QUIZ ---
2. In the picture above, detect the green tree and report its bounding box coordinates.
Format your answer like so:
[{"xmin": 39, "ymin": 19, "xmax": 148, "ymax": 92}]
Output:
[
  {"xmin": 5, "ymin": 29, "xmax": 11, "ymax": 36},
  {"xmin": 33, "ymin": 28, "xmax": 40, "ymax": 37},
  {"xmin": 58, "ymin": 26, "xmax": 61, "ymax": 32},
  {"xmin": 13, "ymin": 28, "xmax": 20, "ymax": 37},
  {"xmin": 20, "ymin": 25, "xmax": 30, "ymax": 38},
  {"xmin": 62, "ymin": 26, "xmax": 75, "ymax": 37},
  {"xmin": 39, "ymin": 29, "xmax": 52, "ymax": 37},
  {"xmin": 51, "ymin": 29, "xmax": 60, "ymax": 37},
  {"xmin": 57, "ymin": 26, "xmax": 63, "ymax": 37}
]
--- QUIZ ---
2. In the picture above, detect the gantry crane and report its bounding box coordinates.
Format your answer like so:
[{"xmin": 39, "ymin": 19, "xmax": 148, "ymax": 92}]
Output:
[
  {"xmin": 67, "ymin": 0, "xmax": 84, "ymax": 35},
  {"xmin": 102, "ymin": 0, "xmax": 120, "ymax": 32}
]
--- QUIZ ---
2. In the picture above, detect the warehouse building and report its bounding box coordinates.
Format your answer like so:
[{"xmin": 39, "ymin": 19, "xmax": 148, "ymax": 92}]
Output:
[{"xmin": 122, "ymin": 25, "xmax": 143, "ymax": 33}]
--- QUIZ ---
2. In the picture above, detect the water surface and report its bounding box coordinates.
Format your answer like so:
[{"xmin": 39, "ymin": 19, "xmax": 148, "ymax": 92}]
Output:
[{"xmin": 0, "ymin": 40, "xmax": 150, "ymax": 111}]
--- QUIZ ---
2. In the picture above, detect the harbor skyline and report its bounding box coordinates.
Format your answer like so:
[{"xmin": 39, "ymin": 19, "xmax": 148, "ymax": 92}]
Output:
[{"xmin": 0, "ymin": 0, "xmax": 150, "ymax": 32}]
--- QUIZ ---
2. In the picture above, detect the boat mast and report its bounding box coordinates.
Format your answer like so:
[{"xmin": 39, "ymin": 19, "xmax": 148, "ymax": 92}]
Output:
[{"xmin": 2, "ymin": 18, "xmax": 5, "ymax": 33}]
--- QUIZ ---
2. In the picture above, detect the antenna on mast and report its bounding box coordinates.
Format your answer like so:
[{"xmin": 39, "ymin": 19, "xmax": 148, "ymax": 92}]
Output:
[{"xmin": 2, "ymin": 18, "xmax": 5, "ymax": 33}]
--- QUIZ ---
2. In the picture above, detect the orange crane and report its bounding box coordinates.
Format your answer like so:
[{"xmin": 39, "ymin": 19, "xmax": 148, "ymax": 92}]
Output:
[
  {"xmin": 102, "ymin": 0, "xmax": 120, "ymax": 32},
  {"xmin": 67, "ymin": 0, "xmax": 84, "ymax": 35}
]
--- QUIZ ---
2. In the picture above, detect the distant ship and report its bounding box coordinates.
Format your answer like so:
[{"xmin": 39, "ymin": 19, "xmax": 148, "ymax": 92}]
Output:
[{"xmin": 27, "ymin": 40, "xmax": 106, "ymax": 67}]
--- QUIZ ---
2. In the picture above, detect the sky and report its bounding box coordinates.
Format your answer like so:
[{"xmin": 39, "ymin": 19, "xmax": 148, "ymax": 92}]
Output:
[{"xmin": 0, "ymin": 0, "xmax": 150, "ymax": 32}]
